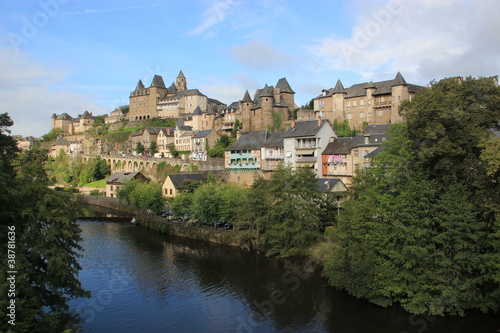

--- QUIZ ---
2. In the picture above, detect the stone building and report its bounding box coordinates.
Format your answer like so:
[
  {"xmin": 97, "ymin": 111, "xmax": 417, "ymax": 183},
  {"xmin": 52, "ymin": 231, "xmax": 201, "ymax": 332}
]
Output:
[
  {"xmin": 51, "ymin": 110, "xmax": 95, "ymax": 134},
  {"xmin": 128, "ymin": 70, "xmax": 224, "ymax": 122},
  {"xmin": 314, "ymin": 72, "xmax": 425, "ymax": 128},
  {"xmin": 241, "ymin": 78, "xmax": 297, "ymax": 132}
]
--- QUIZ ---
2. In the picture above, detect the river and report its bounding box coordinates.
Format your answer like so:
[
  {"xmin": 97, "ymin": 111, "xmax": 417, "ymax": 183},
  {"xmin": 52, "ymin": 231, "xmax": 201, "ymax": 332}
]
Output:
[{"xmin": 69, "ymin": 221, "xmax": 498, "ymax": 332}]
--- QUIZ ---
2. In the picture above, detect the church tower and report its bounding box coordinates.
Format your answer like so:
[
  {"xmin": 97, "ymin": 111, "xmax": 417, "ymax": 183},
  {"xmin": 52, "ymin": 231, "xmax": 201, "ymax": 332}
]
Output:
[{"xmin": 176, "ymin": 70, "xmax": 187, "ymax": 91}]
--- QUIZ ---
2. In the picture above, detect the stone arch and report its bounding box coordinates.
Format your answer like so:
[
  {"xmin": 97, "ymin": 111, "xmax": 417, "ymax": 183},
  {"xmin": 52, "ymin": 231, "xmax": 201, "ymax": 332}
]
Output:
[
  {"xmin": 128, "ymin": 160, "xmax": 132, "ymax": 171},
  {"xmin": 133, "ymin": 161, "xmax": 138, "ymax": 171},
  {"xmin": 139, "ymin": 161, "xmax": 144, "ymax": 171},
  {"xmin": 181, "ymin": 164, "xmax": 189, "ymax": 172}
]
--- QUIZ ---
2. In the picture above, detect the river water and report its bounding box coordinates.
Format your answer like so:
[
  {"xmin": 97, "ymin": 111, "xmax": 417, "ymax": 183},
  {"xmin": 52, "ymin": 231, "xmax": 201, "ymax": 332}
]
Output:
[{"xmin": 69, "ymin": 221, "xmax": 498, "ymax": 332}]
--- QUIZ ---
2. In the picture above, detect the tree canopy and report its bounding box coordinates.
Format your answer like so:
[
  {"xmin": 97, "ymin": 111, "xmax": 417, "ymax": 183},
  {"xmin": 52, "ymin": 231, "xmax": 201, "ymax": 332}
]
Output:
[
  {"xmin": 0, "ymin": 113, "xmax": 89, "ymax": 332},
  {"xmin": 323, "ymin": 77, "xmax": 500, "ymax": 316}
]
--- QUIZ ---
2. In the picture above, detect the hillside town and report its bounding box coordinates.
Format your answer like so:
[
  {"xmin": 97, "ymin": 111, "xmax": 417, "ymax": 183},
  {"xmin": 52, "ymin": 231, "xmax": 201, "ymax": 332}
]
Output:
[{"xmin": 16, "ymin": 72, "xmax": 497, "ymax": 199}]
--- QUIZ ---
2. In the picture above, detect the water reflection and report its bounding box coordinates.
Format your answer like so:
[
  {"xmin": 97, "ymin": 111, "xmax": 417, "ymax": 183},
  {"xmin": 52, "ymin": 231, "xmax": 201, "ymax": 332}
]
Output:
[{"xmin": 71, "ymin": 222, "xmax": 498, "ymax": 333}]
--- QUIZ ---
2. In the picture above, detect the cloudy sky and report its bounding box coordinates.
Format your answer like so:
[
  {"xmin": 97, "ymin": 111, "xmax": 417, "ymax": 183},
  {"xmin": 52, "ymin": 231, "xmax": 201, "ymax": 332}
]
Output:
[{"xmin": 1, "ymin": 0, "xmax": 499, "ymax": 137}]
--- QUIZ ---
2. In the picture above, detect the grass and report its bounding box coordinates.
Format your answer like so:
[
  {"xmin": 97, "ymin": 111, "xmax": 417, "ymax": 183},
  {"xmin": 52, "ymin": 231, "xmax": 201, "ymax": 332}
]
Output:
[{"xmin": 83, "ymin": 179, "xmax": 106, "ymax": 188}]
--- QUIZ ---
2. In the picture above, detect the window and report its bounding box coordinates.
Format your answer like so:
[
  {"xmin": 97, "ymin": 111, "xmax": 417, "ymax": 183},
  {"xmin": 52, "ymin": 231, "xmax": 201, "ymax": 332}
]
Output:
[
  {"xmin": 319, "ymin": 99, "xmax": 325, "ymax": 107},
  {"xmin": 360, "ymin": 99, "xmax": 364, "ymax": 106},
  {"xmin": 354, "ymin": 150, "xmax": 359, "ymax": 157},
  {"xmin": 378, "ymin": 110, "xmax": 383, "ymax": 117},
  {"xmin": 110, "ymin": 185, "xmax": 113, "ymax": 191},
  {"xmin": 347, "ymin": 101, "xmax": 351, "ymax": 107},
  {"xmin": 360, "ymin": 112, "xmax": 364, "ymax": 118},
  {"xmin": 347, "ymin": 114, "xmax": 352, "ymax": 120},
  {"xmin": 169, "ymin": 189, "xmax": 173, "ymax": 195},
  {"xmin": 353, "ymin": 101, "xmax": 357, "ymax": 107}
]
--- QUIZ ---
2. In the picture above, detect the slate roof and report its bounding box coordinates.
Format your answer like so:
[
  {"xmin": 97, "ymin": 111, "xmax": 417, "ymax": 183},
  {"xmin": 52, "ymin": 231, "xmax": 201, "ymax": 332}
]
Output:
[
  {"xmin": 262, "ymin": 131, "xmax": 287, "ymax": 148},
  {"xmin": 177, "ymin": 70, "xmax": 185, "ymax": 79},
  {"xmin": 106, "ymin": 171, "xmax": 146, "ymax": 184},
  {"xmin": 241, "ymin": 90, "xmax": 252, "ymax": 102},
  {"xmin": 276, "ymin": 77, "xmax": 295, "ymax": 94},
  {"xmin": 150, "ymin": 75, "xmax": 166, "ymax": 88},
  {"xmin": 193, "ymin": 106, "xmax": 203, "ymax": 116},
  {"xmin": 193, "ymin": 129, "xmax": 212, "ymax": 138},
  {"xmin": 136, "ymin": 80, "xmax": 145, "ymax": 90},
  {"xmin": 167, "ymin": 82, "xmax": 177, "ymax": 93},
  {"xmin": 56, "ymin": 113, "xmax": 73, "ymax": 121},
  {"xmin": 316, "ymin": 73, "xmax": 425, "ymax": 99},
  {"xmin": 54, "ymin": 136, "xmax": 70, "ymax": 146},
  {"xmin": 168, "ymin": 173, "xmax": 205, "ymax": 189},
  {"xmin": 364, "ymin": 124, "xmax": 391, "ymax": 135},
  {"xmin": 284, "ymin": 120, "xmax": 331, "ymax": 138},
  {"xmin": 143, "ymin": 127, "xmax": 170, "ymax": 135},
  {"xmin": 322, "ymin": 137, "xmax": 354, "ymax": 155},
  {"xmin": 317, "ymin": 178, "xmax": 342, "ymax": 192},
  {"xmin": 226, "ymin": 130, "xmax": 270, "ymax": 151}
]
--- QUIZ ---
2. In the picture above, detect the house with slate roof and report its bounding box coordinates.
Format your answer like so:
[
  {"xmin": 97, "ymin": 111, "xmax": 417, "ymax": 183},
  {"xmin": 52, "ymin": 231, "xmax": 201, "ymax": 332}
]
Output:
[
  {"xmin": 314, "ymin": 72, "xmax": 425, "ymax": 128},
  {"xmin": 322, "ymin": 124, "xmax": 391, "ymax": 185},
  {"xmin": 261, "ymin": 131, "xmax": 287, "ymax": 172},
  {"xmin": 106, "ymin": 171, "xmax": 148, "ymax": 198},
  {"xmin": 162, "ymin": 173, "xmax": 206, "ymax": 198},
  {"xmin": 225, "ymin": 130, "xmax": 271, "ymax": 186},
  {"xmin": 317, "ymin": 178, "xmax": 348, "ymax": 206},
  {"xmin": 241, "ymin": 78, "xmax": 297, "ymax": 132},
  {"xmin": 190, "ymin": 129, "xmax": 217, "ymax": 161},
  {"xmin": 51, "ymin": 110, "xmax": 96, "ymax": 134},
  {"xmin": 283, "ymin": 119, "xmax": 337, "ymax": 177}
]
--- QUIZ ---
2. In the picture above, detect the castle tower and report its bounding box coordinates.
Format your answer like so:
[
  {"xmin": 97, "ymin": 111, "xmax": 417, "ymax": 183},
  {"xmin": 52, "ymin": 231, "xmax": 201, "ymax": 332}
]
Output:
[
  {"xmin": 390, "ymin": 72, "xmax": 409, "ymax": 123},
  {"xmin": 364, "ymin": 81, "xmax": 377, "ymax": 123},
  {"xmin": 240, "ymin": 90, "xmax": 253, "ymax": 132},
  {"xmin": 260, "ymin": 85, "xmax": 274, "ymax": 131},
  {"xmin": 331, "ymin": 79, "xmax": 347, "ymax": 123},
  {"xmin": 176, "ymin": 70, "xmax": 187, "ymax": 91}
]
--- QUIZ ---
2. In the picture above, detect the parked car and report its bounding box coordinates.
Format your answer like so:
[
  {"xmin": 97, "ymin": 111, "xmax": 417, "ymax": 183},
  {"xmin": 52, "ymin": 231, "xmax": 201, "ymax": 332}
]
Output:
[
  {"xmin": 215, "ymin": 220, "xmax": 225, "ymax": 228},
  {"xmin": 161, "ymin": 211, "xmax": 172, "ymax": 218},
  {"xmin": 223, "ymin": 223, "xmax": 233, "ymax": 230}
]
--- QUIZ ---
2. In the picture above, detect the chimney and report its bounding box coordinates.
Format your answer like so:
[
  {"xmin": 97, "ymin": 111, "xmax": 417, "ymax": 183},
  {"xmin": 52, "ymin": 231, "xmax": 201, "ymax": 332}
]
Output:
[
  {"xmin": 291, "ymin": 120, "xmax": 296, "ymax": 128},
  {"xmin": 318, "ymin": 117, "xmax": 323, "ymax": 127}
]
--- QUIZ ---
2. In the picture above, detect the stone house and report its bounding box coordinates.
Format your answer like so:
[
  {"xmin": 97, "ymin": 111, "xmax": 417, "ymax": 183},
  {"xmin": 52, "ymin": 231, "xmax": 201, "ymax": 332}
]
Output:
[
  {"xmin": 241, "ymin": 78, "xmax": 297, "ymax": 132},
  {"xmin": 105, "ymin": 171, "xmax": 148, "ymax": 198},
  {"xmin": 190, "ymin": 129, "xmax": 217, "ymax": 161},
  {"xmin": 321, "ymin": 124, "xmax": 391, "ymax": 185},
  {"xmin": 162, "ymin": 173, "xmax": 206, "ymax": 198},
  {"xmin": 316, "ymin": 178, "xmax": 348, "ymax": 206},
  {"xmin": 260, "ymin": 131, "xmax": 287, "ymax": 174},
  {"xmin": 224, "ymin": 130, "xmax": 271, "ymax": 186},
  {"xmin": 314, "ymin": 72, "xmax": 425, "ymax": 128},
  {"xmin": 283, "ymin": 119, "xmax": 337, "ymax": 177}
]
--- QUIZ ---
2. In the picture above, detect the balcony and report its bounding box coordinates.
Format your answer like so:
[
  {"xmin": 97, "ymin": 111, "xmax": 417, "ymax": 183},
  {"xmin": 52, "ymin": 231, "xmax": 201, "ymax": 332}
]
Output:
[
  {"xmin": 296, "ymin": 156, "xmax": 317, "ymax": 163},
  {"xmin": 373, "ymin": 100, "xmax": 391, "ymax": 107}
]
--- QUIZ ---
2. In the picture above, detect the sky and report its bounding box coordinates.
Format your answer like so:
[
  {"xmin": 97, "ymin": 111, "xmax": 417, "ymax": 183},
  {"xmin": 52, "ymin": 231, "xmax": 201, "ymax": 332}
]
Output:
[{"xmin": 1, "ymin": 0, "xmax": 499, "ymax": 137}]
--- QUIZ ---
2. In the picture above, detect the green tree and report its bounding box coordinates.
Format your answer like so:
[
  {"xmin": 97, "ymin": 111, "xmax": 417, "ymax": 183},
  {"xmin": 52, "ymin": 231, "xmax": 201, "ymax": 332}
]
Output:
[
  {"xmin": 191, "ymin": 183, "xmax": 220, "ymax": 224},
  {"xmin": 0, "ymin": 127, "xmax": 89, "ymax": 332},
  {"xmin": 169, "ymin": 144, "xmax": 180, "ymax": 158},
  {"xmin": 150, "ymin": 140, "xmax": 158, "ymax": 155},
  {"xmin": 41, "ymin": 128, "xmax": 63, "ymax": 142},
  {"xmin": 135, "ymin": 142, "xmax": 144, "ymax": 155},
  {"xmin": 263, "ymin": 165, "xmax": 323, "ymax": 257},
  {"xmin": 172, "ymin": 192, "xmax": 193, "ymax": 220}
]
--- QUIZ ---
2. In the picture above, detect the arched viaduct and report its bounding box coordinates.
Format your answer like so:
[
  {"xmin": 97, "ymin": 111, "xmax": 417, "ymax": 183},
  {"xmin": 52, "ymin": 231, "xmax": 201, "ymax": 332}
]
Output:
[{"xmin": 80, "ymin": 155, "xmax": 225, "ymax": 174}]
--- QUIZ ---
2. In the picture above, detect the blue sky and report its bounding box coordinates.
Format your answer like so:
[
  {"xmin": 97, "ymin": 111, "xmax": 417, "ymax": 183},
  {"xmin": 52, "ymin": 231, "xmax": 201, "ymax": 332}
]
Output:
[{"xmin": 1, "ymin": 0, "xmax": 499, "ymax": 137}]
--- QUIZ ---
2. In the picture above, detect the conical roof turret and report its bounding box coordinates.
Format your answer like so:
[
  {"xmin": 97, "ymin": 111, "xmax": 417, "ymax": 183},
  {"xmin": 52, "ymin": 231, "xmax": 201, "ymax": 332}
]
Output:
[
  {"xmin": 241, "ymin": 90, "xmax": 252, "ymax": 102},
  {"xmin": 135, "ymin": 80, "xmax": 145, "ymax": 90},
  {"xmin": 333, "ymin": 79, "xmax": 347, "ymax": 94},
  {"xmin": 391, "ymin": 72, "xmax": 408, "ymax": 86}
]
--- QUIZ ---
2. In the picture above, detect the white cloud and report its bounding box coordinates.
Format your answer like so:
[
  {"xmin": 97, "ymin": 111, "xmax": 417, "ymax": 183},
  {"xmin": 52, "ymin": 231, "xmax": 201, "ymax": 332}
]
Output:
[
  {"xmin": 0, "ymin": 46, "xmax": 106, "ymax": 137},
  {"xmin": 188, "ymin": 0, "xmax": 239, "ymax": 37},
  {"xmin": 306, "ymin": 0, "xmax": 500, "ymax": 84},
  {"xmin": 231, "ymin": 39, "xmax": 294, "ymax": 70}
]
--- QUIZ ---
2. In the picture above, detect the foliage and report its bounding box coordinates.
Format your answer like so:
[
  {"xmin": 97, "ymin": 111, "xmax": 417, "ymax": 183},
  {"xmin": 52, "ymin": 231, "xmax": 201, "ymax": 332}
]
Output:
[
  {"xmin": 77, "ymin": 157, "xmax": 110, "ymax": 185},
  {"xmin": 149, "ymin": 140, "xmax": 158, "ymax": 155},
  {"xmin": 93, "ymin": 114, "xmax": 107, "ymax": 126},
  {"xmin": 135, "ymin": 142, "xmax": 144, "ymax": 155},
  {"xmin": 155, "ymin": 161, "xmax": 181, "ymax": 181},
  {"xmin": 231, "ymin": 119, "xmax": 242, "ymax": 138},
  {"xmin": 116, "ymin": 179, "xmax": 164, "ymax": 214},
  {"xmin": 333, "ymin": 118, "xmax": 358, "ymax": 137},
  {"xmin": 208, "ymin": 134, "xmax": 233, "ymax": 158},
  {"xmin": 120, "ymin": 105, "xmax": 129, "ymax": 115},
  {"xmin": 41, "ymin": 128, "xmax": 63, "ymax": 142},
  {"xmin": 169, "ymin": 144, "xmax": 180, "ymax": 158},
  {"xmin": 236, "ymin": 165, "xmax": 324, "ymax": 257},
  {"xmin": 171, "ymin": 192, "xmax": 193, "ymax": 219},
  {"xmin": 323, "ymin": 78, "xmax": 500, "ymax": 316},
  {"xmin": 300, "ymin": 98, "xmax": 315, "ymax": 110},
  {"xmin": 144, "ymin": 117, "xmax": 177, "ymax": 128},
  {"xmin": 0, "ymin": 117, "xmax": 89, "ymax": 332},
  {"xmin": 190, "ymin": 182, "xmax": 246, "ymax": 225}
]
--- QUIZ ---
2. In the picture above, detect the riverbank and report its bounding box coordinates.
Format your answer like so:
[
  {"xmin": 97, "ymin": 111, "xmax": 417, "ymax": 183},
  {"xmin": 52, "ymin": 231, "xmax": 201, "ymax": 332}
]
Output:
[{"xmin": 81, "ymin": 195, "xmax": 249, "ymax": 250}]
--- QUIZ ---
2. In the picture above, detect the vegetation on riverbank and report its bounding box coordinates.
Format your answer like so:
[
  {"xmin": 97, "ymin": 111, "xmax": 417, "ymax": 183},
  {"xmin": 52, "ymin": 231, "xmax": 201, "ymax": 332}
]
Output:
[
  {"xmin": 0, "ymin": 114, "xmax": 89, "ymax": 332},
  {"xmin": 318, "ymin": 77, "xmax": 500, "ymax": 316}
]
